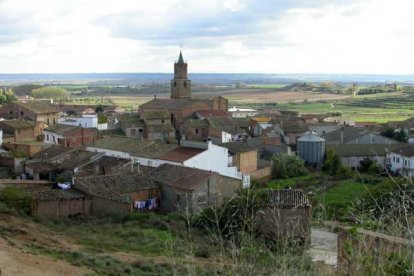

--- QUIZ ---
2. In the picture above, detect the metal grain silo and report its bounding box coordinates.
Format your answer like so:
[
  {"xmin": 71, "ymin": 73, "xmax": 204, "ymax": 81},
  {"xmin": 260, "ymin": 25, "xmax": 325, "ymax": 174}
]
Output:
[{"xmin": 297, "ymin": 131, "xmax": 325, "ymax": 164}]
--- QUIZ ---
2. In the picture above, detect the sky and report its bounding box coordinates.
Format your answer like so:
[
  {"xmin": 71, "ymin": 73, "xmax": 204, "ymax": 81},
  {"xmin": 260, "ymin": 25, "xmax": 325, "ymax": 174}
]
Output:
[{"xmin": 0, "ymin": 0, "xmax": 413, "ymax": 74}]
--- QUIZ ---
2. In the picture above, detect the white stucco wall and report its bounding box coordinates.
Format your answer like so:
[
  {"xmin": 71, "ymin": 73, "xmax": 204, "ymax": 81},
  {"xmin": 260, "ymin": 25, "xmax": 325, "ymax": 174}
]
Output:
[
  {"xmin": 59, "ymin": 115, "xmax": 98, "ymax": 128},
  {"xmin": 184, "ymin": 142, "xmax": 241, "ymax": 179},
  {"xmin": 44, "ymin": 131, "xmax": 65, "ymax": 144},
  {"xmin": 388, "ymin": 152, "xmax": 414, "ymax": 176}
]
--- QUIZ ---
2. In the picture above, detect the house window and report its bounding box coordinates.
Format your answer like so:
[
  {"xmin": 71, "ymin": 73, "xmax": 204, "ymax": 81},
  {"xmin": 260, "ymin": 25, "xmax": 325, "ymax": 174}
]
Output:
[
  {"xmin": 46, "ymin": 134, "xmax": 49, "ymax": 141},
  {"xmin": 139, "ymin": 128, "xmax": 143, "ymax": 133},
  {"xmin": 161, "ymin": 119, "xmax": 165, "ymax": 123},
  {"xmin": 404, "ymin": 160, "xmax": 408, "ymax": 166},
  {"xmin": 147, "ymin": 160, "xmax": 153, "ymax": 167},
  {"xmin": 393, "ymin": 156, "xmax": 395, "ymax": 162},
  {"xmin": 174, "ymin": 81, "xmax": 177, "ymax": 87},
  {"xmin": 52, "ymin": 136, "xmax": 55, "ymax": 143},
  {"xmin": 53, "ymin": 118, "xmax": 56, "ymax": 124},
  {"xmin": 47, "ymin": 118, "xmax": 50, "ymax": 124},
  {"xmin": 184, "ymin": 81, "xmax": 187, "ymax": 88},
  {"xmin": 20, "ymin": 111, "xmax": 23, "ymax": 116},
  {"xmin": 397, "ymin": 157, "xmax": 400, "ymax": 163},
  {"xmin": 195, "ymin": 128, "xmax": 199, "ymax": 134},
  {"xmin": 176, "ymin": 194, "xmax": 180, "ymax": 203}
]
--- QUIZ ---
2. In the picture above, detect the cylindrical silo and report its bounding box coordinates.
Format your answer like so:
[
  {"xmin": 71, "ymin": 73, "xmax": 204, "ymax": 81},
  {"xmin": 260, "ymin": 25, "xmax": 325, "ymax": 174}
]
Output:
[{"xmin": 297, "ymin": 131, "xmax": 325, "ymax": 164}]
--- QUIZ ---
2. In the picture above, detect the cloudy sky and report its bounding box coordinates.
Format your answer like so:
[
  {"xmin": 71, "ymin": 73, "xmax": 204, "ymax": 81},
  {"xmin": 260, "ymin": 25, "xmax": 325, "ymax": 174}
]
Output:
[{"xmin": 0, "ymin": 0, "xmax": 413, "ymax": 74}]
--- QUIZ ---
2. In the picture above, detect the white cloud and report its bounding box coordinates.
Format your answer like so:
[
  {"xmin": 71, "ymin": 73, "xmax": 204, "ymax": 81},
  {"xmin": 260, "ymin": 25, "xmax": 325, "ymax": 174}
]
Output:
[{"xmin": 0, "ymin": 0, "xmax": 413, "ymax": 74}]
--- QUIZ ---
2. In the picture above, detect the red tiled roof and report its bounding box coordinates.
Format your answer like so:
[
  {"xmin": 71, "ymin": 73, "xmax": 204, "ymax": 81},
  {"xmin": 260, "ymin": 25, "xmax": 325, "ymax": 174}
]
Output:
[{"xmin": 159, "ymin": 147, "xmax": 205, "ymax": 163}]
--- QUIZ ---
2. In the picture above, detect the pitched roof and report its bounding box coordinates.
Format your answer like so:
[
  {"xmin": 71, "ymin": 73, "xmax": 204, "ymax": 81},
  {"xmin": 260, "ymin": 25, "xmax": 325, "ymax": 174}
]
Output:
[
  {"xmin": 158, "ymin": 147, "xmax": 205, "ymax": 162},
  {"xmin": 327, "ymin": 144, "xmax": 403, "ymax": 157},
  {"xmin": 17, "ymin": 101, "xmax": 59, "ymax": 113},
  {"xmin": 90, "ymin": 136, "xmax": 154, "ymax": 154},
  {"xmin": 219, "ymin": 141, "xmax": 257, "ymax": 154},
  {"xmin": 324, "ymin": 127, "xmax": 370, "ymax": 143},
  {"xmin": 189, "ymin": 119, "xmax": 209, "ymax": 128},
  {"xmin": 30, "ymin": 145, "xmax": 75, "ymax": 161},
  {"xmin": 25, "ymin": 187, "xmax": 88, "ymax": 201},
  {"xmin": 0, "ymin": 120, "xmax": 36, "ymax": 129},
  {"xmin": 133, "ymin": 141, "xmax": 179, "ymax": 159},
  {"xmin": 196, "ymin": 110, "xmax": 229, "ymax": 118},
  {"xmin": 266, "ymin": 189, "xmax": 310, "ymax": 208},
  {"xmin": 251, "ymin": 116, "xmax": 271, "ymax": 123},
  {"xmin": 44, "ymin": 124, "xmax": 79, "ymax": 135},
  {"xmin": 143, "ymin": 109, "xmax": 170, "ymax": 120},
  {"xmin": 207, "ymin": 117, "xmax": 240, "ymax": 135},
  {"xmin": 139, "ymin": 98, "xmax": 213, "ymax": 111},
  {"xmin": 177, "ymin": 50, "xmax": 184, "ymax": 64},
  {"xmin": 26, "ymin": 150, "xmax": 103, "ymax": 172},
  {"xmin": 149, "ymin": 164, "xmax": 216, "ymax": 190},
  {"xmin": 75, "ymin": 173, "xmax": 158, "ymax": 201},
  {"xmin": 146, "ymin": 123, "xmax": 175, "ymax": 133},
  {"xmin": 391, "ymin": 145, "xmax": 414, "ymax": 157}
]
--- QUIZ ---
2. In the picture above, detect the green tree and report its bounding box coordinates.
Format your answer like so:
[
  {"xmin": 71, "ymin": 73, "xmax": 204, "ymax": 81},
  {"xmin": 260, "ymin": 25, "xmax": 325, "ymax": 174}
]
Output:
[
  {"xmin": 31, "ymin": 86, "xmax": 69, "ymax": 101},
  {"xmin": 271, "ymin": 154, "xmax": 308, "ymax": 179},
  {"xmin": 322, "ymin": 150, "xmax": 342, "ymax": 175}
]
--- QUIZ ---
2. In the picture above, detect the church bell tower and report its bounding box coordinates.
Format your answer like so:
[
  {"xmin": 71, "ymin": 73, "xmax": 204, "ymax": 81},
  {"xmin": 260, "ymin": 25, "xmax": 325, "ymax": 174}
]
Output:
[{"xmin": 171, "ymin": 50, "xmax": 191, "ymax": 99}]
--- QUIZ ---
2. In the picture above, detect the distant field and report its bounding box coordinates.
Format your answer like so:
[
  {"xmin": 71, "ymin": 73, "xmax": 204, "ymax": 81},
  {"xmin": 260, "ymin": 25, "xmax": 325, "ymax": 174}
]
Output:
[
  {"xmin": 273, "ymin": 92, "xmax": 414, "ymax": 122},
  {"xmin": 245, "ymin": 84, "xmax": 287, "ymax": 89},
  {"xmin": 68, "ymin": 88, "xmax": 413, "ymax": 123}
]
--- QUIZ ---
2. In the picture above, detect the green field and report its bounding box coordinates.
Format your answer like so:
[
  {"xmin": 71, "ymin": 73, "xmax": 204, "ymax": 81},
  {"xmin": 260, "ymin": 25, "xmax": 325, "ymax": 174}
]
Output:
[{"xmin": 275, "ymin": 92, "xmax": 414, "ymax": 123}]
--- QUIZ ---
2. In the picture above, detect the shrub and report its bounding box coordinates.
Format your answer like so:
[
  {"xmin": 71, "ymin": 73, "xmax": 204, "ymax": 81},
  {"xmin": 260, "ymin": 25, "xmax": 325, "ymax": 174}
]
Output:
[
  {"xmin": 0, "ymin": 186, "xmax": 33, "ymax": 215},
  {"xmin": 271, "ymin": 154, "xmax": 308, "ymax": 179}
]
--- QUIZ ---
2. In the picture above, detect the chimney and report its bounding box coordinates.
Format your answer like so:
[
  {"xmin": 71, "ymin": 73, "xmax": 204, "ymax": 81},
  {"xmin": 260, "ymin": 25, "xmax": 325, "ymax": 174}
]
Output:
[{"xmin": 340, "ymin": 127, "xmax": 344, "ymax": 144}]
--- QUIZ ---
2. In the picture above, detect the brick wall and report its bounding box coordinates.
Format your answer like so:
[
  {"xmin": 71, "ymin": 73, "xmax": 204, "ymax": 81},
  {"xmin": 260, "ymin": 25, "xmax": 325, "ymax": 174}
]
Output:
[{"xmin": 250, "ymin": 166, "xmax": 272, "ymax": 182}]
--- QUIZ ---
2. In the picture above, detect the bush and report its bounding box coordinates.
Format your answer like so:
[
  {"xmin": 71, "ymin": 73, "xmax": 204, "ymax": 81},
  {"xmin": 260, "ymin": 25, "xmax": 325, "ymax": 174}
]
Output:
[
  {"xmin": 271, "ymin": 154, "xmax": 308, "ymax": 179},
  {"xmin": 0, "ymin": 186, "xmax": 33, "ymax": 215}
]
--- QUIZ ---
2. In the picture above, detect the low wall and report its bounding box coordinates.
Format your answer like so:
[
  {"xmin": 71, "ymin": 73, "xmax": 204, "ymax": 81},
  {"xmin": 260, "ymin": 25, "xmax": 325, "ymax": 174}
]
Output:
[{"xmin": 250, "ymin": 166, "xmax": 271, "ymax": 183}]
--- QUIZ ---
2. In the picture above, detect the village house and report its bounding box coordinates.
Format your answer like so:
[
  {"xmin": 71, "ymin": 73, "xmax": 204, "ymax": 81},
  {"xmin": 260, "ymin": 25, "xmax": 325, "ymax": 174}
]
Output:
[
  {"xmin": 2, "ymin": 141, "xmax": 50, "ymax": 157},
  {"xmin": 324, "ymin": 126, "xmax": 399, "ymax": 145},
  {"xmin": 74, "ymin": 156, "xmax": 133, "ymax": 177},
  {"xmin": 185, "ymin": 116, "xmax": 244, "ymax": 143},
  {"xmin": 75, "ymin": 173, "xmax": 160, "ymax": 214},
  {"xmin": 25, "ymin": 185, "xmax": 92, "ymax": 219},
  {"xmin": 327, "ymin": 144, "xmax": 403, "ymax": 170},
  {"xmin": 86, "ymin": 137, "xmax": 248, "ymax": 187},
  {"xmin": 43, "ymin": 124, "xmax": 99, "ymax": 147},
  {"xmin": 58, "ymin": 112, "xmax": 98, "ymax": 129},
  {"xmin": 0, "ymin": 120, "xmax": 44, "ymax": 142},
  {"xmin": 387, "ymin": 145, "xmax": 414, "ymax": 176},
  {"xmin": 219, "ymin": 141, "xmax": 258, "ymax": 175},
  {"xmin": 0, "ymin": 101, "xmax": 59, "ymax": 125},
  {"xmin": 256, "ymin": 189, "xmax": 312, "ymax": 246},
  {"xmin": 25, "ymin": 146, "xmax": 104, "ymax": 181},
  {"xmin": 139, "ymin": 51, "xmax": 228, "ymax": 133},
  {"xmin": 148, "ymin": 164, "xmax": 241, "ymax": 214},
  {"xmin": 141, "ymin": 109, "xmax": 175, "ymax": 140},
  {"xmin": 115, "ymin": 113, "xmax": 145, "ymax": 138}
]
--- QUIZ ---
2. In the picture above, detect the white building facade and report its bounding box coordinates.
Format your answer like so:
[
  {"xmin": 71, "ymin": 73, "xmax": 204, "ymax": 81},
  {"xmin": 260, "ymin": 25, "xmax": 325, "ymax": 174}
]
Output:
[
  {"xmin": 58, "ymin": 114, "xmax": 98, "ymax": 128},
  {"xmin": 387, "ymin": 147, "xmax": 414, "ymax": 176},
  {"xmin": 86, "ymin": 140, "xmax": 250, "ymax": 187}
]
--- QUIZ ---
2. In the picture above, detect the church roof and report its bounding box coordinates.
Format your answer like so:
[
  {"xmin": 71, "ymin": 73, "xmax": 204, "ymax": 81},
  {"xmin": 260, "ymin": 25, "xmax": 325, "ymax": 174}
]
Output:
[{"xmin": 139, "ymin": 98, "xmax": 213, "ymax": 111}]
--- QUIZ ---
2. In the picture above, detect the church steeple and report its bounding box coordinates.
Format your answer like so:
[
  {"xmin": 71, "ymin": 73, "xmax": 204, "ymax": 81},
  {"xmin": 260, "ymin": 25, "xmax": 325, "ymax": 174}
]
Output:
[
  {"xmin": 171, "ymin": 50, "xmax": 191, "ymax": 99},
  {"xmin": 178, "ymin": 50, "xmax": 184, "ymax": 64}
]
